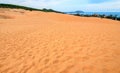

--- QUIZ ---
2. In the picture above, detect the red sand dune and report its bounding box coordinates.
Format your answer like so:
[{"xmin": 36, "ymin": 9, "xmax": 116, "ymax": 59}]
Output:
[{"xmin": 0, "ymin": 8, "xmax": 120, "ymax": 73}]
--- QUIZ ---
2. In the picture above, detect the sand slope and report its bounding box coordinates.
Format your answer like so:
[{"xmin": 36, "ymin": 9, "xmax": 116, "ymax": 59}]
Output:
[{"xmin": 0, "ymin": 8, "xmax": 120, "ymax": 73}]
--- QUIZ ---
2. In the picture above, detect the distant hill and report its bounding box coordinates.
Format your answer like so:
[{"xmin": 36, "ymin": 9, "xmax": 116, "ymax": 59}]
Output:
[
  {"xmin": 65, "ymin": 10, "xmax": 84, "ymax": 14},
  {"xmin": 0, "ymin": 3, "xmax": 63, "ymax": 13}
]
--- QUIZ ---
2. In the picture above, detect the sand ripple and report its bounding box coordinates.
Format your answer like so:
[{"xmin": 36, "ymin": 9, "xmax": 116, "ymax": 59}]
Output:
[{"xmin": 0, "ymin": 9, "xmax": 120, "ymax": 73}]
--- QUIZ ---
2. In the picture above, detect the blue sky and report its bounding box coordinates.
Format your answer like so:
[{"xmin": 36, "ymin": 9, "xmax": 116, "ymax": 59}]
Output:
[{"xmin": 0, "ymin": 0, "xmax": 120, "ymax": 12}]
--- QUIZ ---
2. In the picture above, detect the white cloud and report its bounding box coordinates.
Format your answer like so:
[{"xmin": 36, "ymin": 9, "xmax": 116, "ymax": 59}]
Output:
[
  {"xmin": 0, "ymin": 0, "xmax": 68, "ymax": 9},
  {"xmin": 0, "ymin": 0, "xmax": 120, "ymax": 11},
  {"xmin": 83, "ymin": 0, "xmax": 120, "ymax": 12}
]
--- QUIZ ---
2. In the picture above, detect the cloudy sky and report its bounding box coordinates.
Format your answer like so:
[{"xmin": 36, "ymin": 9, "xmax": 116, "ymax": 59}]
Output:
[{"xmin": 0, "ymin": 0, "xmax": 120, "ymax": 12}]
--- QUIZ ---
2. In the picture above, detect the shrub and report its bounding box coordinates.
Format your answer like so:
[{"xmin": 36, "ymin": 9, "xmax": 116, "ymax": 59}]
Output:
[{"xmin": 0, "ymin": 3, "xmax": 63, "ymax": 13}]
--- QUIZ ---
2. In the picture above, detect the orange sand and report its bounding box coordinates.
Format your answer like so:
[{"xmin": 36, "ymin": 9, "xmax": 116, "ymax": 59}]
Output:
[{"xmin": 0, "ymin": 8, "xmax": 120, "ymax": 73}]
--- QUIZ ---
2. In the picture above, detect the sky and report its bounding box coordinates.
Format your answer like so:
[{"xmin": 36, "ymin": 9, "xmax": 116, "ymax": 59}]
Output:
[{"xmin": 0, "ymin": 0, "xmax": 120, "ymax": 12}]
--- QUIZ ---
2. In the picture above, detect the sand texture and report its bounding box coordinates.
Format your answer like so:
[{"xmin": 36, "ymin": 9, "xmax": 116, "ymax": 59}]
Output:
[{"xmin": 0, "ymin": 8, "xmax": 120, "ymax": 73}]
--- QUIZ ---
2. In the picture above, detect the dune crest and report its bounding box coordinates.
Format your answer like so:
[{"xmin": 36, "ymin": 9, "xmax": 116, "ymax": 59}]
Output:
[{"xmin": 0, "ymin": 8, "xmax": 120, "ymax": 73}]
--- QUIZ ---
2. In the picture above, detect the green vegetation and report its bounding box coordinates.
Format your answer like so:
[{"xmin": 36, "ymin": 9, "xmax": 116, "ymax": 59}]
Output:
[
  {"xmin": 0, "ymin": 3, "xmax": 119, "ymax": 21},
  {"xmin": 0, "ymin": 3, "xmax": 63, "ymax": 13},
  {"xmin": 73, "ymin": 13, "xmax": 120, "ymax": 21},
  {"xmin": 0, "ymin": 3, "xmax": 41, "ymax": 11}
]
